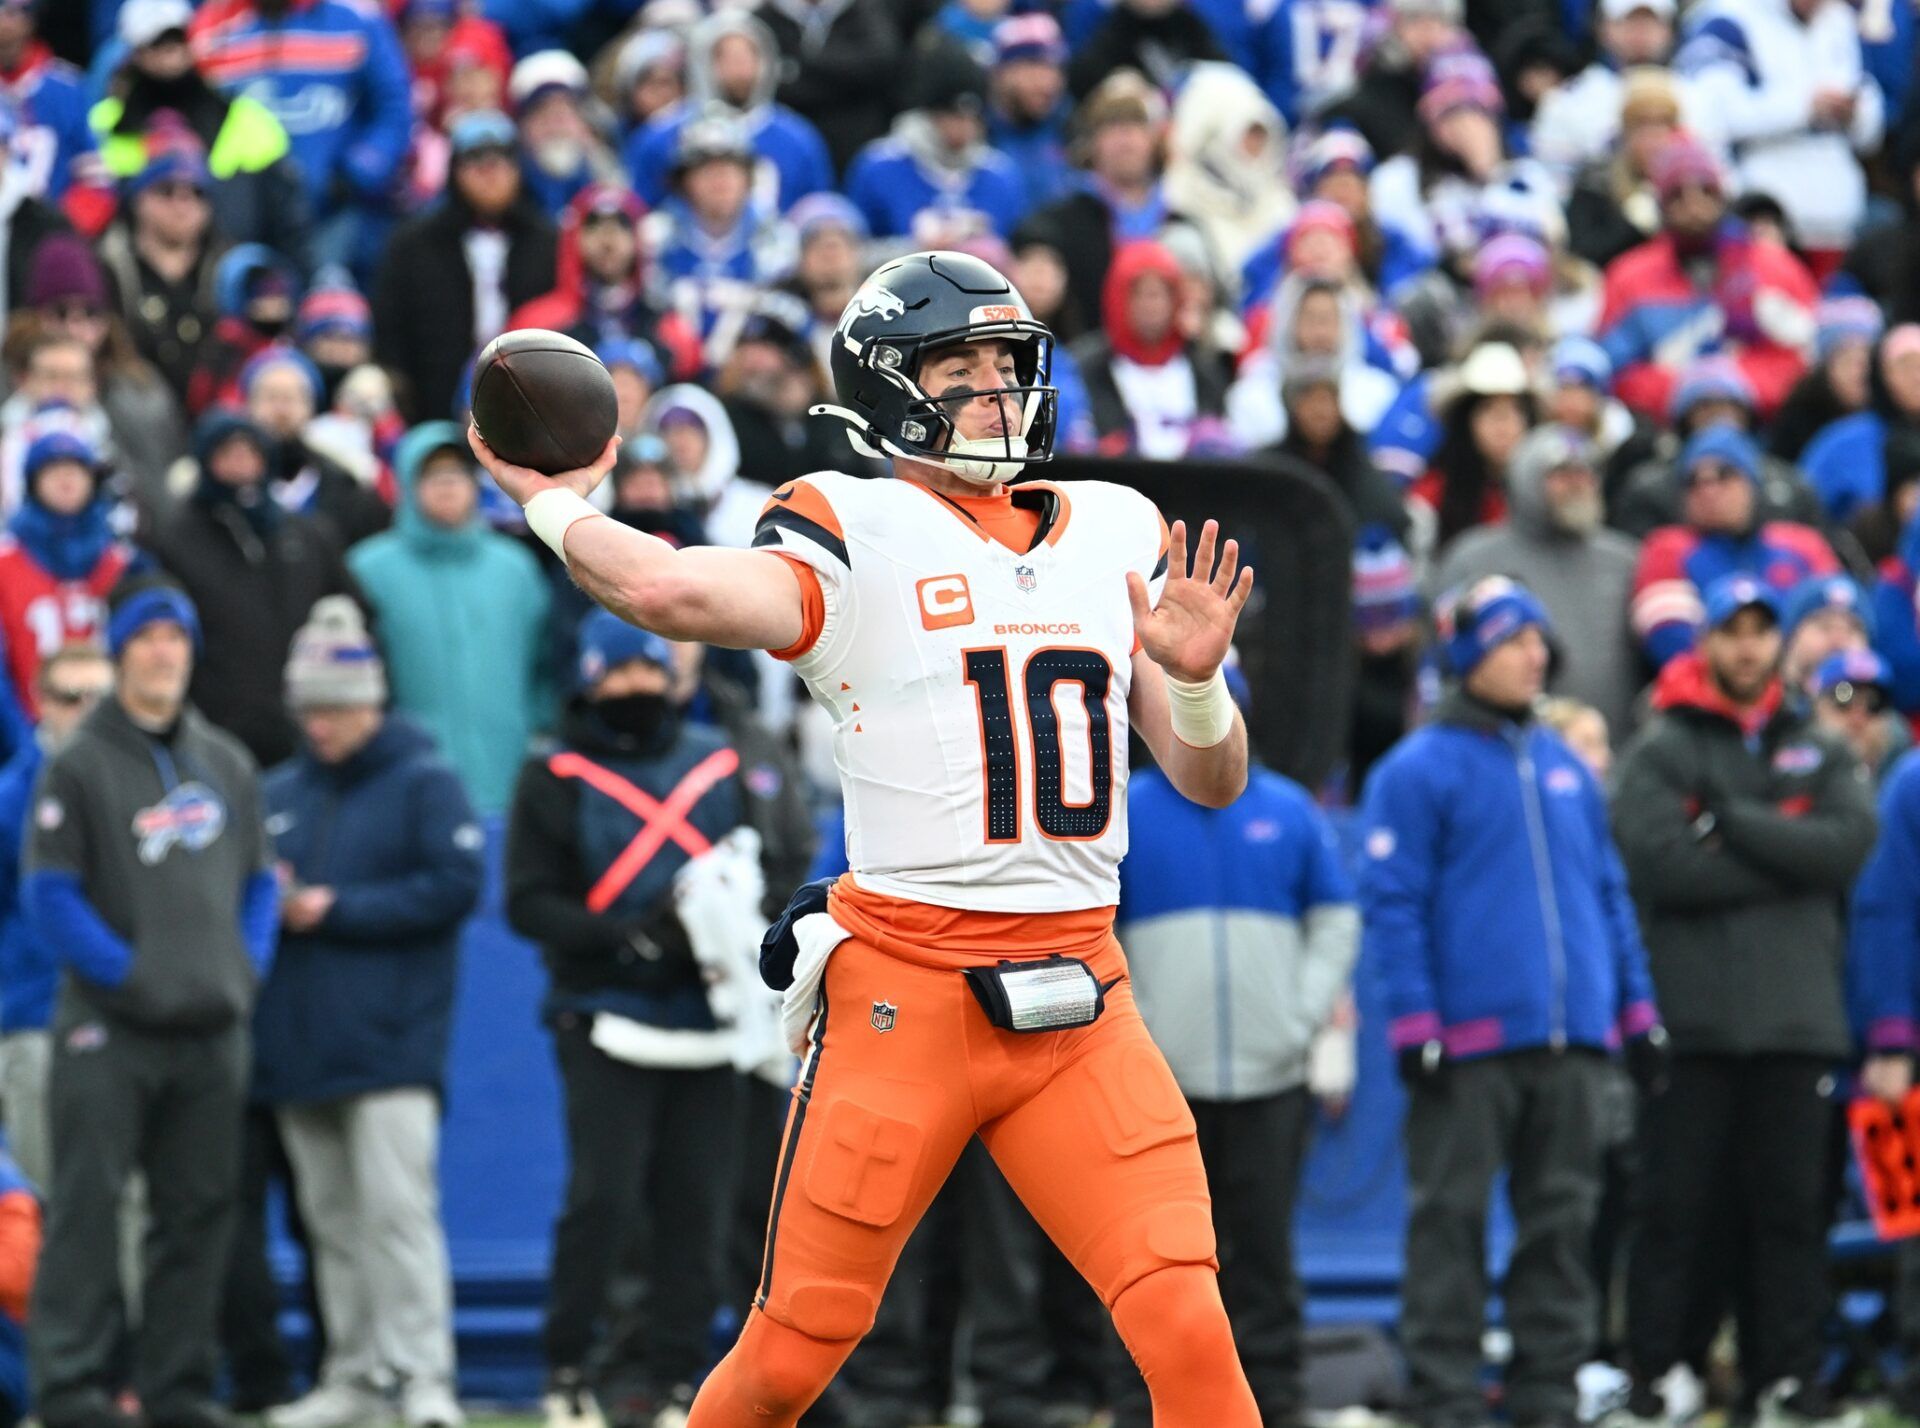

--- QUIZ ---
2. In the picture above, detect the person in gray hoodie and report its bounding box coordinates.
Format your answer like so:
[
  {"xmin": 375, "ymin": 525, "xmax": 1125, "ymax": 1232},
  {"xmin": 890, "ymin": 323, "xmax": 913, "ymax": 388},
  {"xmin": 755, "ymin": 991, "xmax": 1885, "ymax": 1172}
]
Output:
[
  {"xmin": 621, "ymin": 8, "xmax": 834, "ymax": 212},
  {"xmin": 25, "ymin": 576, "xmax": 277, "ymax": 1428},
  {"xmin": 1431, "ymin": 424, "xmax": 1645, "ymax": 732}
]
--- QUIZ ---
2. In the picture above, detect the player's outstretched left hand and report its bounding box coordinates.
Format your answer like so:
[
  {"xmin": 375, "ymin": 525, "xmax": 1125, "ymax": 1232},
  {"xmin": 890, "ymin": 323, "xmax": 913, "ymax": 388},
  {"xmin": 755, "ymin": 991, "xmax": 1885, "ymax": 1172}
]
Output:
[{"xmin": 1126, "ymin": 518, "xmax": 1254, "ymax": 684}]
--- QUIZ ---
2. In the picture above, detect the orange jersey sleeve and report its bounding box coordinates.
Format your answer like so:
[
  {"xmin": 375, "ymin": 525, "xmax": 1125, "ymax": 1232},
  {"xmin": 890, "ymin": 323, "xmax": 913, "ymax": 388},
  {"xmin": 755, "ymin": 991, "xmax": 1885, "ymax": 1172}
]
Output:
[{"xmin": 771, "ymin": 555, "xmax": 827, "ymax": 662}]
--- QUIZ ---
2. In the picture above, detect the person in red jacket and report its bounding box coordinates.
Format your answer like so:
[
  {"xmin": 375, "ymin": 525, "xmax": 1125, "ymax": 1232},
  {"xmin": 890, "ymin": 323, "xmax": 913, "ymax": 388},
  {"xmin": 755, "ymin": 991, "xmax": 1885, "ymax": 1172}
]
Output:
[
  {"xmin": 1596, "ymin": 132, "xmax": 1817, "ymax": 423},
  {"xmin": 507, "ymin": 182, "xmax": 700, "ymax": 380},
  {"xmin": 0, "ymin": 431, "xmax": 143, "ymax": 723}
]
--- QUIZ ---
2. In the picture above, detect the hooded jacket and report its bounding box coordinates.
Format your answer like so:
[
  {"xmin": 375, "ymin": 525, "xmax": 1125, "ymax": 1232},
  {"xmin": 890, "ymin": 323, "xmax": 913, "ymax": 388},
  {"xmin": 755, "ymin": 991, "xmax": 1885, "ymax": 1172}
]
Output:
[
  {"xmin": 640, "ymin": 384, "xmax": 770, "ymax": 550},
  {"xmin": 622, "ymin": 10, "xmax": 834, "ymax": 212},
  {"xmin": 1162, "ymin": 63, "xmax": 1296, "ymax": 279},
  {"xmin": 1226, "ymin": 272, "xmax": 1408, "ymax": 449},
  {"xmin": 505, "ymin": 185, "xmax": 701, "ymax": 377},
  {"xmin": 149, "ymin": 418, "xmax": 358, "ymax": 768},
  {"xmin": 1613, "ymin": 653, "xmax": 1875, "ymax": 1057},
  {"xmin": 1359, "ymin": 689, "xmax": 1660, "ymax": 1060},
  {"xmin": 1071, "ymin": 241, "xmax": 1232, "ymax": 460},
  {"xmin": 255, "ymin": 714, "xmax": 484, "ymax": 1105},
  {"xmin": 1431, "ymin": 435, "xmax": 1644, "ymax": 731},
  {"xmin": 24, "ymin": 695, "xmax": 277, "ymax": 1036},
  {"xmin": 346, "ymin": 421, "xmax": 553, "ymax": 814}
]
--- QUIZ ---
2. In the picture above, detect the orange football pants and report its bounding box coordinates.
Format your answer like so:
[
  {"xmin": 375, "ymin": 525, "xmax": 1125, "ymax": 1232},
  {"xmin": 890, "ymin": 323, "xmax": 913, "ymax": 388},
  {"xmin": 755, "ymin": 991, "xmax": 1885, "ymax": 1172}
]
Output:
[{"xmin": 687, "ymin": 931, "xmax": 1259, "ymax": 1425}]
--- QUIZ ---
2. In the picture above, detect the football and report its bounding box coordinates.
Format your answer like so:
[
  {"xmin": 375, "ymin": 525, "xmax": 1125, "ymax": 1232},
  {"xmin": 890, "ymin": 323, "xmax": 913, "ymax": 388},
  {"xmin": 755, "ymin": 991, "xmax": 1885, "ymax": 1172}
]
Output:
[{"xmin": 470, "ymin": 329, "xmax": 618, "ymax": 474}]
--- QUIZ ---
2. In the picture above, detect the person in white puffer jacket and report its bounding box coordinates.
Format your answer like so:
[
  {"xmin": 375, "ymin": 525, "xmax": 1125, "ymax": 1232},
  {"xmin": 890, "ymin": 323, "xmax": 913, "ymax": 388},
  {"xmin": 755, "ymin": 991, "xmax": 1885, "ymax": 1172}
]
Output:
[{"xmin": 1675, "ymin": 0, "xmax": 1884, "ymax": 255}]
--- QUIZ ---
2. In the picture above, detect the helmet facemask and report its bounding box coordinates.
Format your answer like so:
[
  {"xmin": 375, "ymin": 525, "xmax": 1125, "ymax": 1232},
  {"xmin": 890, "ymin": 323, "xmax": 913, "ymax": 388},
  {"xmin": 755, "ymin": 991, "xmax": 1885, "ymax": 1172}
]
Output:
[
  {"xmin": 895, "ymin": 330, "xmax": 1057, "ymax": 485},
  {"xmin": 814, "ymin": 315, "xmax": 1060, "ymax": 485}
]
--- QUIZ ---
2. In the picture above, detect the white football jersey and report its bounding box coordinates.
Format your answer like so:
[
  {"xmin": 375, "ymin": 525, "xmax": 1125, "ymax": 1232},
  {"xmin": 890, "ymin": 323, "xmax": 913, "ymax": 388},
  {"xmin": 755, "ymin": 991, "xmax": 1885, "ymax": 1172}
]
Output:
[{"xmin": 755, "ymin": 472, "xmax": 1170, "ymax": 913}]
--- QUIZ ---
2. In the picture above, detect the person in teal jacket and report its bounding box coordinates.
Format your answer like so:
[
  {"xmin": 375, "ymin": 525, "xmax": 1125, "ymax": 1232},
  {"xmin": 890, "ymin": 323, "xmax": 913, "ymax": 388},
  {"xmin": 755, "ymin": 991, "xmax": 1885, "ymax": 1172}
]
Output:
[{"xmin": 347, "ymin": 420, "xmax": 553, "ymax": 814}]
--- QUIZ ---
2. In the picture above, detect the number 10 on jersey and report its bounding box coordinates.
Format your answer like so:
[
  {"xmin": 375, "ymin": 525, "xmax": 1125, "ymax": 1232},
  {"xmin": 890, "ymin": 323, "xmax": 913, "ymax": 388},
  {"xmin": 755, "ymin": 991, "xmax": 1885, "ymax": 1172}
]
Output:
[{"xmin": 962, "ymin": 648, "xmax": 1115, "ymax": 844}]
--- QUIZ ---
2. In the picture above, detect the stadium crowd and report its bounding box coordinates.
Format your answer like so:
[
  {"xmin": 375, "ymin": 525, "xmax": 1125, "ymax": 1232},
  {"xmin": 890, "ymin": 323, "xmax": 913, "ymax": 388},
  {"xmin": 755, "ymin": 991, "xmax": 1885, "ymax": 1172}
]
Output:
[{"xmin": 0, "ymin": 0, "xmax": 1917, "ymax": 1424}]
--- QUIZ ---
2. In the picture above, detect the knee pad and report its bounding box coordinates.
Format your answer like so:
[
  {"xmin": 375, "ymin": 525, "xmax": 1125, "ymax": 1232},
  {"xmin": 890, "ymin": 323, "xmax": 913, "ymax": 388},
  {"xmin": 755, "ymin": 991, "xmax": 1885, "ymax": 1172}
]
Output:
[{"xmin": 779, "ymin": 1281, "xmax": 880, "ymax": 1342}]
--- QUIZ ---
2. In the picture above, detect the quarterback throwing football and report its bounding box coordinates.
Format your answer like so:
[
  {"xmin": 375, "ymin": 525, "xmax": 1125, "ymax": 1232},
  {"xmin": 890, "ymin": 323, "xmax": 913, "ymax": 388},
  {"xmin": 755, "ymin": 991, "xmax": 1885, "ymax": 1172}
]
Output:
[{"xmin": 474, "ymin": 251, "xmax": 1261, "ymax": 1424}]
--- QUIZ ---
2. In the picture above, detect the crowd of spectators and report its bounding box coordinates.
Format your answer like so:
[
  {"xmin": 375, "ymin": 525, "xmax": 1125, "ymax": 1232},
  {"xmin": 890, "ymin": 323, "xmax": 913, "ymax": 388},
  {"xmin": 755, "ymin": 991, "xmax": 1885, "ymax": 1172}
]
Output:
[{"xmin": 1, "ymin": 0, "xmax": 1920, "ymax": 1425}]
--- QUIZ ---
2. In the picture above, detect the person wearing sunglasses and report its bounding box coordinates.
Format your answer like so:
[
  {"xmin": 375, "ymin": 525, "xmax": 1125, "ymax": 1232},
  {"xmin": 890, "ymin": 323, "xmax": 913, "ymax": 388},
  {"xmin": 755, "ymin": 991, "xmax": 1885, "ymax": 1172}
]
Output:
[
  {"xmin": 1809, "ymin": 648, "xmax": 1905, "ymax": 783},
  {"xmin": 1629, "ymin": 423, "xmax": 1842, "ymax": 671}
]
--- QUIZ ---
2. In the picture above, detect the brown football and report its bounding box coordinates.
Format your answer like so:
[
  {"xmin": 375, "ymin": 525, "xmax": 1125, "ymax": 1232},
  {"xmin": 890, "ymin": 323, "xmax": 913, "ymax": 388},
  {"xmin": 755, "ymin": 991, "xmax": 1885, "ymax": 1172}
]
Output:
[{"xmin": 470, "ymin": 329, "xmax": 618, "ymax": 474}]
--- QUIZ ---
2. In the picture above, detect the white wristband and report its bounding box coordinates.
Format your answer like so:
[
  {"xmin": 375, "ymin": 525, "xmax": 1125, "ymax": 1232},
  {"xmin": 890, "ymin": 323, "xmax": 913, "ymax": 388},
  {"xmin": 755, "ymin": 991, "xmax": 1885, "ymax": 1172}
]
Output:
[
  {"xmin": 1165, "ymin": 669, "xmax": 1235, "ymax": 749},
  {"xmin": 525, "ymin": 488, "xmax": 603, "ymax": 562}
]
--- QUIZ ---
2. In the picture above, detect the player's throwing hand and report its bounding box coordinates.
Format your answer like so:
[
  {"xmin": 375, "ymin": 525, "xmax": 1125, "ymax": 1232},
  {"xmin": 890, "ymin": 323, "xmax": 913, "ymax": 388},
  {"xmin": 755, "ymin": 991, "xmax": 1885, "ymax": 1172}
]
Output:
[
  {"xmin": 1127, "ymin": 518, "xmax": 1255, "ymax": 684},
  {"xmin": 468, "ymin": 424, "xmax": 620, "ymax": 508}
]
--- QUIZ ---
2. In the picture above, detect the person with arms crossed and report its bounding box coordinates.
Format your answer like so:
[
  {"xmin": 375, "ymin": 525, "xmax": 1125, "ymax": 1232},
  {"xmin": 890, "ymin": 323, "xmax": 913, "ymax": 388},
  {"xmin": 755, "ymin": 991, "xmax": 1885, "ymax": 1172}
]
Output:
[{"xmin": 470, "ymin": 249, "xmax": 1260, "ymax": 1427}]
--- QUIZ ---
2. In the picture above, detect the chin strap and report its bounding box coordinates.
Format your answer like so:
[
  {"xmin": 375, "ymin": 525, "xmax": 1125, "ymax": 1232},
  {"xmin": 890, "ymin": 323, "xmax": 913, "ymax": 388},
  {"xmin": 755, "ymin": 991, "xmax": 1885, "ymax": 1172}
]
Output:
[{"xmin": 808, "ymin": 403, "xmax": 1014, "ymax": 484}]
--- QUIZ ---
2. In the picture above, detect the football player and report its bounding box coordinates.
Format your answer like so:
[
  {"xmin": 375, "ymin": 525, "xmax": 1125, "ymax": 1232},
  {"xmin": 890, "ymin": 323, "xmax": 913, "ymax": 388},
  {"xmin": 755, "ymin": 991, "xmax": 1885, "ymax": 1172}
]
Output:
[{"xmin": 472, "ymin": 250, "xmax": 1260, "ymax": 1426}]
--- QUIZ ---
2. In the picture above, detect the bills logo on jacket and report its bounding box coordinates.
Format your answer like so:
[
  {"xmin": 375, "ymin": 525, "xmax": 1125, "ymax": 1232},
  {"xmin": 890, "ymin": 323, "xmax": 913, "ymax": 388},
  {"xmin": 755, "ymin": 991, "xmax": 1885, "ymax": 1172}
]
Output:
[
  {"xmin": 1545, "ymin": 767, "xmax": 1583, "ymax": 796},
  {"xmin": 132, "ymin": 784, "xmax": 227, "ymax": 866},
  {"xmin": 1772, "ymin": 744, "xmax": 1824, "ymax": 775}
]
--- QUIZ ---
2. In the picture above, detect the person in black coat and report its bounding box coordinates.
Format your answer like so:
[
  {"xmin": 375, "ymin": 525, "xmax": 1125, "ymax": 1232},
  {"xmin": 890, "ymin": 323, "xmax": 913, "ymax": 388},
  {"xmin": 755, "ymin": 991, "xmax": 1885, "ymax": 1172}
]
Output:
[
  {"xmin": 147, "ymin": 409, "xmax": 358, "ymax": 768},
  {"xmin": 507, "ymin": 612, "xmax": 779, "ymax": 1422},
  {"xmin": 372, "ymin": 110, "xmax": 557, "ymax": 423},
  {"xmin": 1065, "ymin": 0, "xmax": 1225, "ymax": 96},
  {"xmin": 756, "ymin": 0, "xmax": 903, "ymax": 176},
  {"xmin": 1014, "ymin": 70, "xmax": 1169, "ymax": 340},
  {"xmin": 1322, "ymin": 0, "xmax": 1466, "ymax": 159},
  {"xmin": 1264, "ymin": 357, "xmax": 1413, "ymax": 542}
]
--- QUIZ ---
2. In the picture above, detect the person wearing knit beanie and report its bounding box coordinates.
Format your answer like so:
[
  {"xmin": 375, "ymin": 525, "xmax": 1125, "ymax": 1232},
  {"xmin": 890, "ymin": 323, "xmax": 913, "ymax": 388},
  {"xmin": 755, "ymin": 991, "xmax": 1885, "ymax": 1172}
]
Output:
[
  {"xmin": 25, "ymin": 235, "xmax": 109, "ymax": 315},
  {"xmin": 259, "ymin": 588, "xmax": 478, "ymax": 1428},
  {"xmin": 285, "ymin": 595, "xmax": 387, "ymax": 731},
  {"xmin": 295, "ymin": 269, "xmax": 375, "ymax": 404}
]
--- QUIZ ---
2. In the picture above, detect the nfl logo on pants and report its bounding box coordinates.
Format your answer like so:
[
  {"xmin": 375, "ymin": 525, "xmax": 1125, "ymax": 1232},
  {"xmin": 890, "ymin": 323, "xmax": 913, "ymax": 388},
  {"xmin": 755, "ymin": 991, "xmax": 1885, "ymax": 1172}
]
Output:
[{"xmin": 871, "ymin": 1001, "xmax": 897, "ymax": 1032}]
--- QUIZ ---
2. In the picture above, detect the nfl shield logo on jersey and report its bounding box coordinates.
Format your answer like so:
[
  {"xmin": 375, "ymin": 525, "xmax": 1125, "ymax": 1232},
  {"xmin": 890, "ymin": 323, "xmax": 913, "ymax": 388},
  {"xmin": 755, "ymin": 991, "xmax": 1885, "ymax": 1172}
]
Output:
[
  {"xmin": 871, "ymin": 1000, "xmax": 897, "ymax": 1033},
  {"xmin": 1014, "ymin": 565, "xmax": 1037, "ymax": 593}
]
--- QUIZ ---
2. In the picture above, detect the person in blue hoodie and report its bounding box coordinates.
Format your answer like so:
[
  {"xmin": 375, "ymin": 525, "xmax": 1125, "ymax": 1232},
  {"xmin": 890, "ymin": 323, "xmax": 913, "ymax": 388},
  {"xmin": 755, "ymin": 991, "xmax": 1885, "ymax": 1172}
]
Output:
[
  {"xmin": 257, "ymin": 595, "xmax": 482, "ymax": 1428},
  {"xmin": 622, "ymin": 9, "xmax": 832, "ymax": 214},
  {"xmin": 0, "ymin": 642, "xmax": 112, "ymax": 1194},
  {"xmin": 1359, "ymin": 575, "xmax": 1665, "ymax": 1428},
  {"xmin": 505, "ymin": 611, "xmax": 759, "ymax": 1426}
]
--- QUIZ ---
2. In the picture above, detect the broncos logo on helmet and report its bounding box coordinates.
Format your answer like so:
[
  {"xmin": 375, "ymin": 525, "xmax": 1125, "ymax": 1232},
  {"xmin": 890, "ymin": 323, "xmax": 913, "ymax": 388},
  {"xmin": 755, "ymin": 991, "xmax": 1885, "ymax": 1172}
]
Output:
[{"xmin": 811, "ymin": 250, "xmax": 1059, "ymax": 486}]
